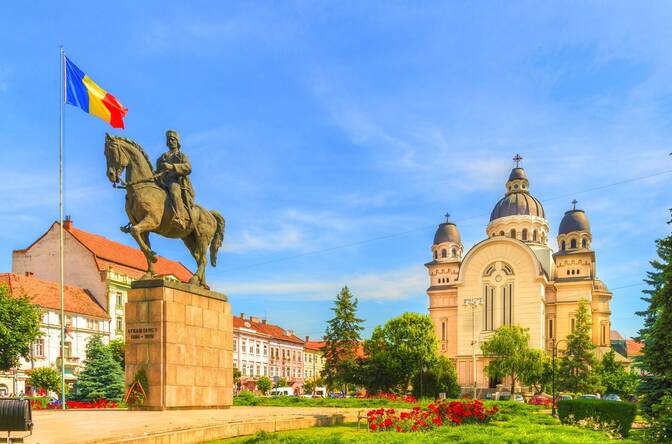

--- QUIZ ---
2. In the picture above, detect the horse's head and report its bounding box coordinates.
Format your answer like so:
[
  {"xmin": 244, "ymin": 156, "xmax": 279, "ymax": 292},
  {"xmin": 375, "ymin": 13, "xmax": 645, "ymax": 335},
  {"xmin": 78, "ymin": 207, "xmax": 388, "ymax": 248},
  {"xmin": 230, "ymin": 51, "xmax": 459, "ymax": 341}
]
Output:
[{"xmin": 104, "ymin": 133, "xmax": 128, "ymax": 184}]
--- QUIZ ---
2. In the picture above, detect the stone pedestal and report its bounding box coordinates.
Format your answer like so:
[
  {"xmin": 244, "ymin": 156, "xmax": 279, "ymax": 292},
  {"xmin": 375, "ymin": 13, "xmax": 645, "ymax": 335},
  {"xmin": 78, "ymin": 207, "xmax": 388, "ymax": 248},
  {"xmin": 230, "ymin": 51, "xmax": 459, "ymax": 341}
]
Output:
[{"xmin": 125, "ymin": 279, "xmax": 233, "ymax": 410}]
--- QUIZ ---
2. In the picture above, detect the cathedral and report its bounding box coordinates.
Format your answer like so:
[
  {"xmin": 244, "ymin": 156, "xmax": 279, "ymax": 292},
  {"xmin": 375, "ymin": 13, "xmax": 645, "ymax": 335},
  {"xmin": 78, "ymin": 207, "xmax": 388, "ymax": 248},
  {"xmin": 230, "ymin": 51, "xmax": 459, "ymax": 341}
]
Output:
[{"xmin": 426, "ymin": 155, "xmax": 612, "ymax": 391}]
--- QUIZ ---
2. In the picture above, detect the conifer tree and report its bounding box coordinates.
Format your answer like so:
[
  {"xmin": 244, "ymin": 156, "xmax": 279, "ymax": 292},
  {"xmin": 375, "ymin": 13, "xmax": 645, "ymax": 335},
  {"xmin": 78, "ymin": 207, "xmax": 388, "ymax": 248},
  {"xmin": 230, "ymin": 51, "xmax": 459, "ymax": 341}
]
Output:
[
  {"xmin": 322, "ymin": 286, "xmax": 364, "ymax": 392},
  {"xmin": 558, "ymin": 299, "xmax": 602, "ymax": 394},
  {"xmin": 72, "ymin": 336, "xmax": 125, "ymax": 401},
  {"xmin": 636, "ymin": 212, "xmax": 672, "ymax": 415}
]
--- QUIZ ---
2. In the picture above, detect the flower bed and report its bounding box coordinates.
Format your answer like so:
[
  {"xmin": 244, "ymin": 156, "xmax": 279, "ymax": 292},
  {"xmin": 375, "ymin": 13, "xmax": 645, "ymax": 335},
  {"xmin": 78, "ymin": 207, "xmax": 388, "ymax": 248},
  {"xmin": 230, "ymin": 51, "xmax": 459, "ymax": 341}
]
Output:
[
  {"xmin": 367, "ymin": 399, "xmax": 499, "ymax": 432},
  {"xmin": 30, "ymin": 397, "xmax": 120, "ymax": 410}
]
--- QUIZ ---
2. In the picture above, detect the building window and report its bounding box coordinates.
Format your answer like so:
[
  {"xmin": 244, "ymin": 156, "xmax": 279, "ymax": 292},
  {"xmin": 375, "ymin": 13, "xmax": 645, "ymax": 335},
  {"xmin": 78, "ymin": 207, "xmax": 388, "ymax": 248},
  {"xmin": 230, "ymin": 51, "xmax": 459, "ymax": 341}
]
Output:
[
  {"xmin": 548, "ymin": 319, "xmax": 553, "ymax": 339},
  {"xmin": 601, "ymin": 323, "xmax": 607, "ymax": 346},
  {"xmin": 66, "ymin": 314, "xmax": 74, "ymax": 327},
  {"xmin": 116, "ymin": 316, "xmax": 123, "ymax": 333},
  {"xmin": 570, "ymin": 318, "xmax": 576, "ymax": 333},
  {"xmin": 86, "ymin": 318, "xmax": 97, "ymax": 330},
  {"xmin": 263, "ymin": 344, "xmax": 268, "ymax": 356},
  {"xmin": 242, "ymin": 341, "xmax": 247, "ymax": 353},
  {"xmin": 582, "ymin": 238, "xmax": 587, "ymax": 248},
  {"xmin": 63, "ymin": 341, "xmax": 72, "ymax": 358},
  {"xmin": 34, "ymin": 338, "xmax": 45, "ymax": 358},
  {"xmin": 561, "ymin": 240, "xmax": 566, "ymax": 250},
  {"xmin": 441, "ymin": 249, "xmax": 447, "ymax": 258},
  {"xmin": 441, "ymin": 320, "xmax": 446, "ymax": 341},
  {"xmin": 502, "ymin": 283, "xmax": 513, "ymax": 326},
  {"xmin": 256, "ymin": 343, "xmax": 260, "ymax": 355},
  {"xmin": 522, "ymin": 229, "xmax": 528, "ymax": 241},
  {"xmin": 434, "ymin": 250, "xmax": 438, "ymax": 259},
  {"xmin": 570, "ymin": 239, "xmax": 577, "ymax": 249},
  {"xmin": 533, "ymin": 230, "xmax": 538, "ymax": 242},
  {"xmin": 242, "ymin": 363, "xmax": 247, "ymax": 376},
  {"xmin": 484, "ymin": 285, "xmax": 495, "ymax": 331},
  {"xmin": 115, "ymin": 292, "xmax": 124, "ymax": 308},
  {"xmin": 499, "ymin": 231, "xmax": 505, "ymax": 236},
  {"xmin": 510, "ymin": 229, "xmax": 516, "ymax": 239},
  {"xmin": 451, "ymin": 248, "xmax": 457, "ymax": 257}
]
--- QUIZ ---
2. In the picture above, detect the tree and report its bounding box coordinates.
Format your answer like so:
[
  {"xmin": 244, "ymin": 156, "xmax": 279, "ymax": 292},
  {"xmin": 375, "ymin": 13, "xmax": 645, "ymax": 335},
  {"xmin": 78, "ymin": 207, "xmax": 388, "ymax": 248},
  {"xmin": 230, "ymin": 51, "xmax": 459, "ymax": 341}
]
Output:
[
  {"xmin": 411, "ymin": 355, "xmax": 460, "ymax": 399},
  {"xmin": 362, "ymin": 313, "xmax": 438, "ymax": 393},
  {"xmin": 108, "ymin": 338, "xmax": 125, "ymax": 370},
  {"xmin": 277, "ymin": 378, "xmax": 288, "ymax": 388},
  {"xmin": 256, "ymin": 376, "xmax": 272, "ymax": 395},
  {"xmin": 27, "ymin": 366, "xmax": 61, "ymax": 396},
  {"xmin": 636, "ymin": 212, "xmax": 672, "ymax": 415},
  {"xmin": 558, "ymin": 299, "xmax": 602, "ymax": 394},
  {"xmin": 322, "ymin": 286, "xmax": 364, "ymax": 392},
  {"xmin": 0, "ymin": 284, "xmax": 42, "ymax": 371},
  {"xmin": 303, "ymin": 378, "xmax": 316, "ymax": 395},
  {"xmin": 520, "ymin": 349, "xmax": 551, "ymax": 394},
  {"xmin": 480, "ymin": 325, "xmax": 543, "ymax": 395},
  {"xmin": 599, "ymin": 350, "xmax": 639, "ymax": 398},
  {"xmin": 71, "ymin": 336, "xmax": 125, "ymax": 401}
]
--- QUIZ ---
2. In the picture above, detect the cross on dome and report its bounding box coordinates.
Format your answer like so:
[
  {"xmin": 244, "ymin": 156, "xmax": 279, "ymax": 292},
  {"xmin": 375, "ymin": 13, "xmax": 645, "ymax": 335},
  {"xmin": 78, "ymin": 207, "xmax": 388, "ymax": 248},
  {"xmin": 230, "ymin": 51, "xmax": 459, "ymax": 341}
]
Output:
[
  {"xmin": 445, "ymin": 213, "xmax": 451, "ymax": 223},
  {"xmin": 513, "ymin": 154, "xmax": 523, "ymax": 168},
  {"xmin": 571, "ymin": 199, "xmax": 578, "ymax": 210}
]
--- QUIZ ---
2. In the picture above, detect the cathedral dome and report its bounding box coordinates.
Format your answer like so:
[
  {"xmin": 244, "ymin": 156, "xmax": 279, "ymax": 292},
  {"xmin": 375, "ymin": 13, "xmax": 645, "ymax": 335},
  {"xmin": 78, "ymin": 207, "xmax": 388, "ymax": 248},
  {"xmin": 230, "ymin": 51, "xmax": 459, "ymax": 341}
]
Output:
[
  {"xmin": 558, "ymin": 208, "xmax": 591, "ymax": 235},
  {"xmin": 434, "ymin": 221, "xmax": 461, "ymax": 245},
  {"xmin": 490, "ymin": 192, "xmax": 545, "ymax": 221}
]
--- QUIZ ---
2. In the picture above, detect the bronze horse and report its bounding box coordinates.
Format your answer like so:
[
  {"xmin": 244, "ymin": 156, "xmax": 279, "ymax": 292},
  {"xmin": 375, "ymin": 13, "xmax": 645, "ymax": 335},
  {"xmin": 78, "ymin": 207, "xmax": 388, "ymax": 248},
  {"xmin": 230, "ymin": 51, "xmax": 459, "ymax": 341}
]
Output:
[{"xmin": 104, "ymin": 133, "xmax": 225, "ymax": 288}]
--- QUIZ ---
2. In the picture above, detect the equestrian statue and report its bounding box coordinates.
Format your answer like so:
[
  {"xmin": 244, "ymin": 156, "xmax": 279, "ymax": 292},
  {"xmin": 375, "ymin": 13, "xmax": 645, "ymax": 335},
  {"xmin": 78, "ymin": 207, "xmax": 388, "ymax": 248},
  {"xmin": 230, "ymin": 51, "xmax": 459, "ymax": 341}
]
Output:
[{"xmin": 104, "ymin": 130, "xmax": 225, "ymax": 288}]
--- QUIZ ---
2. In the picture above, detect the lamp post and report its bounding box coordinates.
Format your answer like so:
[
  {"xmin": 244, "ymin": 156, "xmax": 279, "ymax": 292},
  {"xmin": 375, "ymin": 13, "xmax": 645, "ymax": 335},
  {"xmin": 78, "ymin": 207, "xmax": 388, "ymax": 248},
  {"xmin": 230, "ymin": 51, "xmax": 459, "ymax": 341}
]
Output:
[
  {"xmin": 463, "ymin": 297, "xmax": 483, "ymax": 399},
  {"xmin": 551, "ymin": 337, "xmax": 568, "ymax": 417}
]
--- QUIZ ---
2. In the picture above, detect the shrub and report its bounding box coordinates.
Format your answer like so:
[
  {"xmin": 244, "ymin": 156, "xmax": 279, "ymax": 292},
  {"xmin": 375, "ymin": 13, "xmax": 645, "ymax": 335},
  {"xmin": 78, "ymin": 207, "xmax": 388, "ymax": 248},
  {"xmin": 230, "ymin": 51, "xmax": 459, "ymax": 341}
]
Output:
[
  {"xmin": 646, "ymin": 394, "xmax": 672, "ymax": 443},
  {"xmin": 236, "ymin": 390, "xmax": 256, "ymax": 405},
  {"xmin": 557, "ymin": 398, "xmax": 636, "ymax": 437}
]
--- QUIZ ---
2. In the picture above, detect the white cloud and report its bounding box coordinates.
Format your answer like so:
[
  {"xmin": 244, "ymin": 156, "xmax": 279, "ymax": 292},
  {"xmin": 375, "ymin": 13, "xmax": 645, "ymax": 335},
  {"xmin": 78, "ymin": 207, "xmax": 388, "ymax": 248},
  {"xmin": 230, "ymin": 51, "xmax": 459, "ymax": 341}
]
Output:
[{"xmin": 220, "ymin": 265, "xmax": 427, "ymax": 302}]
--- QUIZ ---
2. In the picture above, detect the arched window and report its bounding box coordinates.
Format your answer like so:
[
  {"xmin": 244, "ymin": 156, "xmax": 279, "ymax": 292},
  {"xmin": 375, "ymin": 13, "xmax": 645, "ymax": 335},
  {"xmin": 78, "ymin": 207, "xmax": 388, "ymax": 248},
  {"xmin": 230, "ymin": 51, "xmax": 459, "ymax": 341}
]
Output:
[
  {"xmin": 581, "ymin": 238, "xmax": 587, "ymax": 248},
  {"xmin": 561, "ymin": 240, "xmax": 566, "ymax": 250},
  {"xmin": 441, "ymin": 320, "xmax": 447, "ymax": 341},
  {"xmin": 510, "ymin": 229, "xmax": 516, "ymax": 238},
  {"xmin": 570, "ymin": 239, "xmax": 577, "ymax": 249},
  {"xmin": 499, "ymin": 231, "xmax": 505, "ymax": 236},
  {"xmin": 522, "ymin": 229, "xmax": 528, "ymax": 241},
  {"xmin": 484, "ymin": 285, "xmax": 495, "ymax": 330},
  {"xmin": 482, "ymin": 261, "xmax": 514, "ymax": 330},
  {"xmin": 434, "ymin": 250, "xmax": 438, "ymax": 259},
  {"xmin": 451, "ymin": 248, "xmax": 457, "ymax": 257},
  {"xmin": 532, "ymin": 230, "xmax": 538, "ymax": 241},
  {"xmin": 502, "ymin": 283, "xmax": 513, "ymax": 326},
  {"xmin": 441, "ymin": 249, "xmax": 447, "ymax": 258}
]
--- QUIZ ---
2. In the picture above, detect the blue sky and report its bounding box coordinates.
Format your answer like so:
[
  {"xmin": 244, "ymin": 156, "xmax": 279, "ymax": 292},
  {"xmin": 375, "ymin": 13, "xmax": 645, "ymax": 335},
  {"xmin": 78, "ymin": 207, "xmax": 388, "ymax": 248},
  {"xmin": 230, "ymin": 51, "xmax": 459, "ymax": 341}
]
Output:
[{"xmin": 1, "ymin": 2, "xmax": 671, "ymax": 340}]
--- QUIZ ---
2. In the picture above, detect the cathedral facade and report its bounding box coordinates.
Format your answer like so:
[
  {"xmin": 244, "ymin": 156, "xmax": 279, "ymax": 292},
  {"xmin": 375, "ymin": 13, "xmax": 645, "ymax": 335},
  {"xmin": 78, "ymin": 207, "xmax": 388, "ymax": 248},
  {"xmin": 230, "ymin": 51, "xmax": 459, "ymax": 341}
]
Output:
[{"xmin": 426, "ymin": 157, "xmax": 612, "ymax": 390}]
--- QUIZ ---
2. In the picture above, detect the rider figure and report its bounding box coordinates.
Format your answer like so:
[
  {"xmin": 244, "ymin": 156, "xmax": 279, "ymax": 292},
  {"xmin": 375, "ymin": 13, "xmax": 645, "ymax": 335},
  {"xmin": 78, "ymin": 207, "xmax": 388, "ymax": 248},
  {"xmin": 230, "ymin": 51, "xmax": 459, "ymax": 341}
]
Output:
[{"xmin": 156, "ymin": 130, "xmax": 194, "ymax": 230}]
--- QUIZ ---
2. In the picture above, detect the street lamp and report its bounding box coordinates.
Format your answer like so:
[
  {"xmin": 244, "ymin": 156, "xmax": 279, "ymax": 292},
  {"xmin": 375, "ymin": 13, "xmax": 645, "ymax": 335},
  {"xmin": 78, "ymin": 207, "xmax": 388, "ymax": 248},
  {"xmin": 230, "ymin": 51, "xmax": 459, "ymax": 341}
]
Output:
[
  {"xmin": 463, "ymin": 297, "xmax": 483, "ymax": 399},
  {"xmin": 551, "ymin": 337, "xmax": 568, "ymax": 417}
]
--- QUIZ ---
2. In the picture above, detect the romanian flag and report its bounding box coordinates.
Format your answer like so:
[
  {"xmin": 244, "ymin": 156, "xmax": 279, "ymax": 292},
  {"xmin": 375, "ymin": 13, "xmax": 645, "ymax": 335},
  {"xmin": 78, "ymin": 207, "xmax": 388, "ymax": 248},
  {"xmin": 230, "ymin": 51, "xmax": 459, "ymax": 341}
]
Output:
[{"xmin": 65, "ymin": 57, "xmax": 128, "ymax": 129}]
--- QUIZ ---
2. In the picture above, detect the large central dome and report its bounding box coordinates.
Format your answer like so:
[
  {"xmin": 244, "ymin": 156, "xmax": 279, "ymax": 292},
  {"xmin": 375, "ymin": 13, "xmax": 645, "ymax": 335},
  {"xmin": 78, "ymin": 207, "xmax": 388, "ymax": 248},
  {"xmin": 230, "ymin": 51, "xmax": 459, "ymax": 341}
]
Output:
[{"xmin": 490, "ymin": 167, "xmax": 545, "ymax": 221}]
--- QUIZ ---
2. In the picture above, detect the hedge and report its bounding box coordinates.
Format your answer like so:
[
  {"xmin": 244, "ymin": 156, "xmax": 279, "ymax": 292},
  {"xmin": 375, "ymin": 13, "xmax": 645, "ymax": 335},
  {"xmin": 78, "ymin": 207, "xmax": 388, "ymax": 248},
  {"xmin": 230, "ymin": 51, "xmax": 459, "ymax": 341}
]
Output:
[{"xmin": 557, "ymin": 398, "xmax": 636, "ymax": 437}]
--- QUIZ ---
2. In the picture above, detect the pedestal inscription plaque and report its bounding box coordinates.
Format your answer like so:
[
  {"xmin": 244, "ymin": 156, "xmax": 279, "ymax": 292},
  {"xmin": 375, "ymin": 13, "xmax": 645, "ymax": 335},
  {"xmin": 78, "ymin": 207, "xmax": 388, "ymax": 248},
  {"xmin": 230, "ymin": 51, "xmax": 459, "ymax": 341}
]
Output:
[{"xmin": 125, "ymin": 279, "xmax": 233, "ymax": 410}]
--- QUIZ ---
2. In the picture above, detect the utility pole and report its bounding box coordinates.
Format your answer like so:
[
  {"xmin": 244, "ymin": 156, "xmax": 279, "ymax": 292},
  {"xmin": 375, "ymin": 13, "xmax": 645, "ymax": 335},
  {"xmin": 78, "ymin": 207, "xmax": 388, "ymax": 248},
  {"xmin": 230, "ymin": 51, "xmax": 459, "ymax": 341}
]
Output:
[
  {"xmin": 551, "ymin": 337, "xmax": 568, "ymax": 417},
  {"xmin": 463, "ymin": 297, "xmax": 483, "ymax": 399}
]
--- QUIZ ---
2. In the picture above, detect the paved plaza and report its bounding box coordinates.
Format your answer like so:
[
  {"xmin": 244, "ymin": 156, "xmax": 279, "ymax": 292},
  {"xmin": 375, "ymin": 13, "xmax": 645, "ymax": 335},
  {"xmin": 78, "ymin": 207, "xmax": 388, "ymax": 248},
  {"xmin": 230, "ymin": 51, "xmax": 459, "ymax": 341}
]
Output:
[{"xmin": 24, "ymin": 406, "xmax": 363, "ymax": 444}]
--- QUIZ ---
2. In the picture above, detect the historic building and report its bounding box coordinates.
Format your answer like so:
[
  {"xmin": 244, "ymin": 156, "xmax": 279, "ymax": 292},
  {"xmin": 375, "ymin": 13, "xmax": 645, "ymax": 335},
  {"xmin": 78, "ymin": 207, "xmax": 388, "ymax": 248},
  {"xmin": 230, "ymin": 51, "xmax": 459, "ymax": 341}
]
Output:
[
  {"xmin": 0, "ymin": 273, "xmax": 110, "ymax": 396},
  {"xmin": 303, "ymin": 338, "xmax": 326, "ymax": 381},
  {"xmin": 426, "ymin": 156, "xmax": 613, "ymax": 392},
  {"xmin": 12, "ymin": 217, "xmax": 192, "ymax": 338}
]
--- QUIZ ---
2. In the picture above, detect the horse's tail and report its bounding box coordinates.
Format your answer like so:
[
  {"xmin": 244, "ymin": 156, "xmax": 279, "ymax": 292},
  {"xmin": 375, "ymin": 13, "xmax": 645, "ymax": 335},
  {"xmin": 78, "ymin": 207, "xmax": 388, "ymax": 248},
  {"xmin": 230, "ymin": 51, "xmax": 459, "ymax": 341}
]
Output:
[{"xmin": 210, "ymin": 210, "xmax": 225, "ymax": 267}]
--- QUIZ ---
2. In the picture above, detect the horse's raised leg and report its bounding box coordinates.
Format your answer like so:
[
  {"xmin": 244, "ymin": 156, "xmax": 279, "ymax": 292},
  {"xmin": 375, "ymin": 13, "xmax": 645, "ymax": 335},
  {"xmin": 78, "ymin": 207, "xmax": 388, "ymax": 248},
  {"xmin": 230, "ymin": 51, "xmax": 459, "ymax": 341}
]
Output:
[
  {"xmin": 130, "ymin": 217, "xmax": 160, "ymax": 279},
  {"xmin": 182, "ymin": 233, "xmax": 201, "ymax": 285}
]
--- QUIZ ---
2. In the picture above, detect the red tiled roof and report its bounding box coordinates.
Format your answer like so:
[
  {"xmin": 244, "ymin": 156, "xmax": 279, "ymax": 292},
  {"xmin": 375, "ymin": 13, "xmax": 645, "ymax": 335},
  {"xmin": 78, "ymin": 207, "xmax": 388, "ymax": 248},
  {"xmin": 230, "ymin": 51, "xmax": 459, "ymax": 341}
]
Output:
[
  {"xmin": 65, "ymin": 224, "xmax": 192, "ymax": 282},
  {"xmin": 0, "ymin": 273, "xmax": 108, "ymax": 319},
  {"xmin": 626, "ymin": 339, "xmax": 644, "ymax": 357},
  {"xmin": 305, "ymin": 340, "xmax": 325, "ymax": 351},
  {"xmin": 610, "ymin": 330, "xmax": 624, "ymax": 341},
  {"xmin": 233, "ymin": 316, "xmax": 304, "ymax": 344}
]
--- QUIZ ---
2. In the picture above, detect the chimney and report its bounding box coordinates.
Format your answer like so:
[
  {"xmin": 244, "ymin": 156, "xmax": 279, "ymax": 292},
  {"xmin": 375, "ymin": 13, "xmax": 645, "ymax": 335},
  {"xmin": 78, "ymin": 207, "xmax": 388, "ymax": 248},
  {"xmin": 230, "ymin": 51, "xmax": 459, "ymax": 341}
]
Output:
[
  {"xmin": 239, "ymin": 313, "xmax": 245, "ymax": 319},
  {"xmin": 64, "ymin": 215, "xmax": 73, "ymax": 231},
  {"xmin": 305, "ymin": 336, "xmax": 310, "ymax": 342},
  {"xmin": 262, "ymin": 319, "xmax": 267, "ymax": 325},
  {"xmin": 251, "ymin": 316, "xmax": 259, "ymax": 323},
  {"xmin": 287, "ymin": 329, "xmax": 294, "ymax": 337}
]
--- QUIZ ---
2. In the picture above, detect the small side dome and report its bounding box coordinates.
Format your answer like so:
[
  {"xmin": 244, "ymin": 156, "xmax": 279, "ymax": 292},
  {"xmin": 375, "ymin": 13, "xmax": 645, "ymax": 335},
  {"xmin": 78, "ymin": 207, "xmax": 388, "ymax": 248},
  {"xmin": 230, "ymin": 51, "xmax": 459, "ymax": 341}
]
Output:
[
  {"xmin": 593, "ymin": 279, "xmax": 609, "ymax": 292},
  {"xmin": 559, "ymin": 202, "xmax": 591, "ymax": 235},
  {"xmin": 434, "ymin": 214, "xmax": 461, "ymax": 245}
]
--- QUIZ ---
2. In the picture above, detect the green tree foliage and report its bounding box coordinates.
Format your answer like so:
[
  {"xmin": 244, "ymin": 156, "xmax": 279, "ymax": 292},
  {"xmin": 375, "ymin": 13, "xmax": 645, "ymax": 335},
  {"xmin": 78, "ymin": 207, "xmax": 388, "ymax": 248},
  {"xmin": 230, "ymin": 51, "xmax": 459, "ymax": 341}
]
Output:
[
  {"xmin": 28, "ymin": 366, "xmax": 61, "ymax": 396},
  {"xmin": 362, "ymin": 312, "xmax": 437, "ymax": 394},
  {"xmin": 72, "ymin": 336, "xmax": 125, "ymax": 401},
  {"xmin": 233, "ymin": 367, "xmax": 241, "ymax": 385},
  {"xmin": 646, "ymin": 394, "xmax": 672, "ymax": 443},
  {"xmin": 256, "ymin": 376, "xmax": 272, "ymax": 395},
  {"xmin": 558, "ymin": 299, "xmax": 602, "ymax": 394},
  {"xmin": 636, "ymin": 213, "xmax": 672, "ymax": 416},
  {"xmin": 108, "ymin": 338, "xmax": 125, "ymax": 370},
  {"xmin": 277, "ymin": 378, "xmax": 288, "ymax": 388},
  {"xmin": 480, "ymin": 325, "xmax": 544, "ymax": 395},
  {"xmin": 322, "ymin": 286, "xmax": 364, "ymax": 391},
  {"xmin": 303, "ymin": 378, "xmax": 316, "ymax": 395},
  {"xmin": 0, "ymin": 284, "xmax": 42, "ymax": 371},
  {"xmin": 411, "ymin": 355, "xmax": 460, "ymax": 399},
  {"xmin": 598, "ymin": 350, "xmax": 639, "ymax": 398}
]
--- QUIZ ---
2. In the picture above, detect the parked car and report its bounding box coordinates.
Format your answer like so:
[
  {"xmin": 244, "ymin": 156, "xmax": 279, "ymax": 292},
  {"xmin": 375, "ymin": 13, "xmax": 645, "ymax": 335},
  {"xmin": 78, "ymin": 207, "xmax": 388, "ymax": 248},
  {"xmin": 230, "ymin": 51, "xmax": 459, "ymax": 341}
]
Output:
[
  {"xmin": 270, "ymin": 387, "xmax": 293, "ymax": 396},
  {"xmin": 603, "ymin": 393, "xmax": 621, "ymax": 401},
  {"xmin": 514, "ymin": 394, "xmax": 525, "ymax": 403},
  {"xmin": 498, "ymin": 392, "xmax": 511, "ymax": 401},
  {"xmin": 485, "ymin": 392, "xmax": 494, "ymax": 400},
  {"xmin": 559, "ymin": 395, "xmax": 573, "ymax": 401},
  {"xmin": 578, "ymin": 394, "xmax": 599, "ymax": 400},
  {"xmin": 528, "ymin": 395, "xmax": 553, "ymax": 406}
]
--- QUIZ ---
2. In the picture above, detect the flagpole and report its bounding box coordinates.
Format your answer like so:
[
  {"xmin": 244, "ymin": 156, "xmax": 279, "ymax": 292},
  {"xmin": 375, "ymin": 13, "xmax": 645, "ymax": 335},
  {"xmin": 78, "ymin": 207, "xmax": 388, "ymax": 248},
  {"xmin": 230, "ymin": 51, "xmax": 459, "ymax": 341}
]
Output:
[{"xmin": 59, "ymin": 45, "xmax": 66, "ymax": 410}]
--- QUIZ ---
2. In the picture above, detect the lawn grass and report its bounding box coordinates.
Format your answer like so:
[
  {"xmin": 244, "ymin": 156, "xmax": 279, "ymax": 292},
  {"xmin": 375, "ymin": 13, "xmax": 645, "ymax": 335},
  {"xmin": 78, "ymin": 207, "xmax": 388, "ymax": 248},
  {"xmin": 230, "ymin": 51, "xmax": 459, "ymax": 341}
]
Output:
[
  {"xmin": 232, "ymin": 395, "xmax": 438, "ymax": 409},
  {"xmin": 208, "ymin": 402, "xmax": 644, "ymax": 443}
]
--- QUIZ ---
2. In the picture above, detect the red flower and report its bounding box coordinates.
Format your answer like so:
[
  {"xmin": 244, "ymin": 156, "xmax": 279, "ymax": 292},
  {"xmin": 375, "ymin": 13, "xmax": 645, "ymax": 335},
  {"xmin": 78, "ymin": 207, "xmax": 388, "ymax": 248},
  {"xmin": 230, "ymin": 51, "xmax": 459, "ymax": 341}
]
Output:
[{"xmin": 370, "ymin": 424, "xmax": 377, "ymax": 431}]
